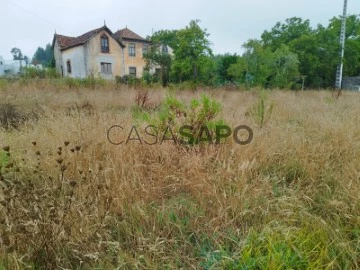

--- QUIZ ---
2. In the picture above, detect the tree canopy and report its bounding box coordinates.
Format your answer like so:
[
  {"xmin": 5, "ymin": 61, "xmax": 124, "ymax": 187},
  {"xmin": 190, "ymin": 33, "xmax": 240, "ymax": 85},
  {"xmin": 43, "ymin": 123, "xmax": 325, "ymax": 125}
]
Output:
[
  {"xmin": 227, "ymin": 15, "xmax": 360, "ymax": 89},
  {"xmin": 32, "ymin": 44, "xmax": 53, "ymax": 67},
  {"xmin": 144, "ymin": 15, "xmax": 360, "ymax": 89},
  {"xmin": 171, "ymin": 20, "xmax": 212, "ymax": 82},
  {"xmin": 144, "ymin": 20, "xmax": 213, "ymax": 85}
]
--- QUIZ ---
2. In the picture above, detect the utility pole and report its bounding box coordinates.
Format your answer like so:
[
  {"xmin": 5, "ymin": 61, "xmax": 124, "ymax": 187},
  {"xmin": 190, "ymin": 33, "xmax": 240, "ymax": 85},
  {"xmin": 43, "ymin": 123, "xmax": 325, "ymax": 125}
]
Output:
[{"xmin": 335, "ymin": 0, "xmax": 348, "ymax": 89}]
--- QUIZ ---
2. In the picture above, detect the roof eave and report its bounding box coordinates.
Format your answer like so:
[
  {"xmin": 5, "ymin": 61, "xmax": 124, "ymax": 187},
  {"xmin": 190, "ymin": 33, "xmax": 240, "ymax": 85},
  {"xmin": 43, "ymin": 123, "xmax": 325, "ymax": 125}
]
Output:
[
  {"xmin": 121, "ymin": 37, "xmax": 151, "ymax": 44},
  {"xmin": 52, "ymin": 34, "xmax": 58, "ymax": 49},
  {"xmin": 60, "ymin": 43, "xmax": 85, "ymax": 52}
]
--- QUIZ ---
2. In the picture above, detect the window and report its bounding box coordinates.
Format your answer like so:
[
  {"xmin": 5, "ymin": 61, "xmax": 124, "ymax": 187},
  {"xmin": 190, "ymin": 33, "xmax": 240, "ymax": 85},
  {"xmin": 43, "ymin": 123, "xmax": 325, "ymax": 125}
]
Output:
[
  {"xmin": 129, "ymin": 67, "xmax": 136, "ymax": 77},
  {"xmin": 101, "ymin": 35, "xmax": 109, "ymax": 53},
  {"xmin": 101, "ymin": 62, "xmax": 112, "ymax": 74},
  {"xmin": 142, "ymin": 44, "xmax": 148, "ymax": 55},
  {"xmin": 66, "ymin": 60, "xmax": 72, "ymax": 74},
  {"xmin": 129, "ymin": 43, "xmax": 136, "ymax": 57},
  {"xmin": 162, "ymin": 45, "xmax": 168, "ymax": 53}
]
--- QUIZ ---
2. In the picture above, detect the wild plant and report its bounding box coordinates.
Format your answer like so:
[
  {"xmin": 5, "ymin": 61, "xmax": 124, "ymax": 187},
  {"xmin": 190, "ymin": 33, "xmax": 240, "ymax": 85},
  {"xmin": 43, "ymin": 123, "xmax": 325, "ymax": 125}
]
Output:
[{"xmin": 249, "ymin": 90, "xmax": 274, "ymax": 128}]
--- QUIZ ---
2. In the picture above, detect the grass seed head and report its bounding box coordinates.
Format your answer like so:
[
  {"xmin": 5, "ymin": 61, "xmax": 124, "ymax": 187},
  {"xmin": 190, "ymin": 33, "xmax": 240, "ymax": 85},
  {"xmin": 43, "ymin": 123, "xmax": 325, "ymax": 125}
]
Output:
[{"xmin": 69, "ymin": 180, "xmax": 77, "ymax": 187}]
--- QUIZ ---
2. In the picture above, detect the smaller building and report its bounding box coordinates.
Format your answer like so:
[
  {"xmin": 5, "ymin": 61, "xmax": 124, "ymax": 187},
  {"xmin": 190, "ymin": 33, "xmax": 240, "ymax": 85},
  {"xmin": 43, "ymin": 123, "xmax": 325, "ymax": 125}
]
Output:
[
  {"xmin": 342, "ymin": 76, "xmax": 360, "ymax": 91},
  {"xmin": 0, "ymin": 56, "xmax": 23, "ymax": 76}
]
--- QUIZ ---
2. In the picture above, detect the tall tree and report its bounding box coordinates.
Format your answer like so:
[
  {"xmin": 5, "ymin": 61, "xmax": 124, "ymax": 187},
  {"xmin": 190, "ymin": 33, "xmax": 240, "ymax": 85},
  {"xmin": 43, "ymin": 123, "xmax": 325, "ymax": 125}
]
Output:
[
  {"xmin": 228, "ymin": 40, "xmax": 299, "ymax": 88},
  {"xmin": 261, "ymin": 17, "xmax": 313, "ymax": 51},
  {"xmin": 328, "ymin": 15, "xmax": 360, "ymax": 78},
  {"xmin": 32, "ymin": 43, "xmax": 53, "ymax": 67},
  {"xmin": 214, "ymin": 54, "xmax": 239, "ymax": 83},
  {"xmin": 270, "ymin": 45, "xmax": 299, "ymax": 88},
  {"xmin": 143, "ymin": 44, "xmax": 172, "ymax": 86},
  {"xmin": 143, "ymin": 30, "xmax": 178, "ymax": 86},
  {"xmin": 228, "ymin": 40, "xmax": 273, "ymax": 86},
  {"xmin": 171, "ymin": 20, "xmax": 212, "ymax": 82},
  {"xmin": 150, "ymin": 30, "xmax": 178, "ymax": 50}
]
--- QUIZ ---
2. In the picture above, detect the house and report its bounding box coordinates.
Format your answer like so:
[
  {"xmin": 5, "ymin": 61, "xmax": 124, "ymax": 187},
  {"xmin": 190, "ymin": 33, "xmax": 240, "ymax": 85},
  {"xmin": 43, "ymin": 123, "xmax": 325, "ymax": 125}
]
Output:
[
  {"xmin": 342, "ymin": 76, "xmax": 360, "ymax": 91},
  {"xmin": 0, "ymin": 56, "xmax": 23, "ymax": 76},
  {"xmin": 52, "ymin": 25, "xmax": 153, "ymax": 79},
  {"xmin": 113, "ymin": 28, "xmax": 151, "ymax": 78}
]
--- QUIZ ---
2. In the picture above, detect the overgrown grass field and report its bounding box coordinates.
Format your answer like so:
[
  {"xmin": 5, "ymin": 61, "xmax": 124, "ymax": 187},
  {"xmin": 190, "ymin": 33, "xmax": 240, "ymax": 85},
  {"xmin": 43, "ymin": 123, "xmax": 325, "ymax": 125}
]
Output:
[{"xmin": 0, "ymin": 80, "xmax": 359, "ymax": 269}]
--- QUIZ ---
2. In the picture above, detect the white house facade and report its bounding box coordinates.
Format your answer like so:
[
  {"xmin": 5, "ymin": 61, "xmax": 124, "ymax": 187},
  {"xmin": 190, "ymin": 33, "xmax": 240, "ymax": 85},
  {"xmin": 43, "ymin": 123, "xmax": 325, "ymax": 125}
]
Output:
[
  {"xmin": 52, "ymin": 25, "xmax": 155, "ymax": 79},
  {"xmin": 0, "ymin": 56, "xmax": 23, "ymax": 76}
]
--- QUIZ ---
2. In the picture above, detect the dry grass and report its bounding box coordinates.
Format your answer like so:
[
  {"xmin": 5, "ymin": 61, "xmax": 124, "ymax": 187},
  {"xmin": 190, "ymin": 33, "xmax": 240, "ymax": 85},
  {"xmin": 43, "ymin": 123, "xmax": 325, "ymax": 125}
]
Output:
[{"xmin": 0, "ymin": 80, "xmax": 359, "ymax": 269}]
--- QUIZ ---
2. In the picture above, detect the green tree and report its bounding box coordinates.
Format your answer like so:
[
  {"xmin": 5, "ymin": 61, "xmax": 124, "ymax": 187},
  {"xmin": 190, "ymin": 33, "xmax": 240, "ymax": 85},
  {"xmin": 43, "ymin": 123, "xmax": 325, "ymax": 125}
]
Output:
[
  {"xmin": 270, "ymin": 44, "xmax": 299, "ymax": 88},
  {"xmin": 228, "ymin": 40, "xmax": 299, "ymax": 88},
  {"xmin": 328, "ymin": 15, "xmax": 360, "ymax": 78},
  {"xmin": 261, "ymin": 17, "xmax": 313, "ymax": 51},
  {"xmin": 228, "ymin": 40, "xmax": 273, "ymax": 87},
  {"xmin": 143, "ymin": 30, "xmax": 178, "ymax": 86},
  {"xmin": 143, "ymin": 45, "xmax": 172, "ymax": 86},
  {"xmin": 32, "ymin": 43, "xmax": 53, "ymax": 67},
  {"xmin": 171, "ymin": 20, "xmax": 212, "ymax": 82},
  {"xmin": 260, "ymin": 15, "xmax": 360, "ymax": 88},
  {"xmin": 213, "ymin": 54, "xmax": 239, "ymax": 84},
  {"xmin": 150, "ymin": 30, "xmax": 178, "ymax": 50}
]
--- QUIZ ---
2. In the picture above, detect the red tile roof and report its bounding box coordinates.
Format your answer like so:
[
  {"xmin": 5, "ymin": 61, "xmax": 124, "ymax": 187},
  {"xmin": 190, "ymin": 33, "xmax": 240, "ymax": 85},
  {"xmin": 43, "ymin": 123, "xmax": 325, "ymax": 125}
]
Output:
[
  {"xmin": 55, "ymin": 34, "xmax": 75, "ymax": 49},
  {"xmin": 54, "ymin": 26, "xmax": 125, "ymax": 51},
  {"xmin": 113, "ymin": 28, "xmax": 149, "ymax": 42}
]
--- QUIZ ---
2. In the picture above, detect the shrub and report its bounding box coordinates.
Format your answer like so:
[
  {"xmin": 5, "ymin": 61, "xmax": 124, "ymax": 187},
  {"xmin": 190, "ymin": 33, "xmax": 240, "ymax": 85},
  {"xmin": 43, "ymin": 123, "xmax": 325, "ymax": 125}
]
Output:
[
  {"xmin": 133, "ymin": 93, "xmax": 226, "ymax": 145},
  {"xmin": 0, "ymin": 103, "xmax": 24, "ymax": 130},
  {"xmin": 64, "ymin": 77, "xmax": 81, "ymax": 89},
  {"xmin": 222, "ymin": 224, "xmax": 356, "ymax": 269},
  {"xmin": 45, "ymin": 68, "xmax": 60, "ymax": 79},
  {"xmin": 116, "ymin": 75, "xmax": 142, "ymax": 89},
  {"xmin": 81, "ymin": 75, "xmax": 105, "ymax": 89},
  {"xmin": 22, "ymin": 67, "xmax": 44, "ymax": 79},
  {"xmin": 249, "ymin": 90, "xmax": 274, "ymax": 128},
  {"xmin": 21, "ymin": 67, "xmax": 59, "ymax": 80},
  {"xmin": 0, "ymin": 103, "xmax": 40, "ymax": 130}
]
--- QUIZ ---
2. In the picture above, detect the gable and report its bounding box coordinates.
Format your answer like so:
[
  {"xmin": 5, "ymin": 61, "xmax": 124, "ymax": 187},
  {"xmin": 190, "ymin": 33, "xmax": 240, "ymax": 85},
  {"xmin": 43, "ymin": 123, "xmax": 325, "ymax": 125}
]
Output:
[
  {"xmin": 87, "ymin": 30, "xmax": 124, "ymax": 55},
  {"xmin": 53, "ymin": 26, "xmax": 125, "ymax": 52},
  {"xmin": 113, "ymin": 28, "xmax": 150, "ymax": 43}
]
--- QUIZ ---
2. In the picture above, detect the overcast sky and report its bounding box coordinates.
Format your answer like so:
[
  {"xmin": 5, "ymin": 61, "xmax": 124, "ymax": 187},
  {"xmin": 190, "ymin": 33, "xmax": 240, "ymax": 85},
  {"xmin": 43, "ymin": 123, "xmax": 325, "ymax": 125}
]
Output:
[{"xmin": 1, "ymin": 0, "xmax": 360, "ymax": 60}]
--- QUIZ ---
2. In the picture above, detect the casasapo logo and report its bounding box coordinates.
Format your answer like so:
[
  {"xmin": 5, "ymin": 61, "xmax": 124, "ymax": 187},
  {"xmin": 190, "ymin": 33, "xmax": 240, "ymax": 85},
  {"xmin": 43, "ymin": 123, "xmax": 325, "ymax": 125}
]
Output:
[{"xmin": 107, "ymin": 125, "xmax": 253, "ymax": 145}]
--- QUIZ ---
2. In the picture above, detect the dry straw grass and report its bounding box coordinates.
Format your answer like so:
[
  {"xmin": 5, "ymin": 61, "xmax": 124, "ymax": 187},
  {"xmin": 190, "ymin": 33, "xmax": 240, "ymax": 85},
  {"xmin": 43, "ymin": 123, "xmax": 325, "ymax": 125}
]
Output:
[{"xmin": 0, "ymin": 80, "xmax": 359, "ymax": 269}]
